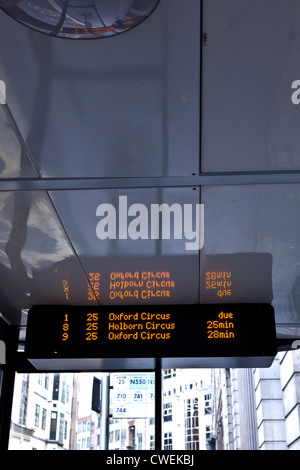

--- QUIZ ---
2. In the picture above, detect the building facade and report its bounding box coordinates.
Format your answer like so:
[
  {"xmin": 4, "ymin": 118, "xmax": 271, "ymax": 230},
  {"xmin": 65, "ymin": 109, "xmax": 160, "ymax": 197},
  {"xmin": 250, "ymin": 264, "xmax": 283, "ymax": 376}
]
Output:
[
  {"xmin": 9, "ymin": 372, "xmax": 73, "ymax": 450},
  {"xmin": 76, "ymin": 414, "xmax": 100, "ymax": 450},
  {"xmin": 8, "ymin": 369, "xmax": 214, "ymax": 450},
  {"xmin": 108, "ymin": 417, "xmax": 155, "ymax": 451},
  {"xmin": 212, "ymin": 350, "xmax": 300, "ymax": 450},
  {"xmin": 9, "ymin": 358, "xmax": 300, "ymax": 451},
  {"xmin": 161, "ymin": 368, "xmax": 213, "ymax": 450}
]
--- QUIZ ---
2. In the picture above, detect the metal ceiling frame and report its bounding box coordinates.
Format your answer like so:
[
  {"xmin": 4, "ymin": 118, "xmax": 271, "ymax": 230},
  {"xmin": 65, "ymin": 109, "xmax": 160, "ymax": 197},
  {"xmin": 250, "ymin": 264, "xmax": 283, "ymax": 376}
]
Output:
[{"xmin": 1, "ymin": 170, "xmax": 300, "ymax": 192}]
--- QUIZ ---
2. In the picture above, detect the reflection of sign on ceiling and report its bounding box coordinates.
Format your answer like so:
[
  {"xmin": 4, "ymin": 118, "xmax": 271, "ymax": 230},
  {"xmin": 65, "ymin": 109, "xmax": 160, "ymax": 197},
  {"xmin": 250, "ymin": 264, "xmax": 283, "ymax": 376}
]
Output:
[
  {"xmin": 31, "ymin": 253, "xmax": 272, "ymax": 307},
  {"xmin": 110, "ymin": 373, "xmax": 155, "ymax": 418},
  {"xmin": 200, "ymin": 253, "xmax": 273, "ymax": 304},
  {"xmin": 31, "ymin": 255, "xmax": 198, "ymax": 306},
  {"xmin": 25, "ymin": 303, "xmax": 277, "ymax": 368},
  {"xmin": 60, "ymin": 270, "xmax": 176, "ymax": 302}
]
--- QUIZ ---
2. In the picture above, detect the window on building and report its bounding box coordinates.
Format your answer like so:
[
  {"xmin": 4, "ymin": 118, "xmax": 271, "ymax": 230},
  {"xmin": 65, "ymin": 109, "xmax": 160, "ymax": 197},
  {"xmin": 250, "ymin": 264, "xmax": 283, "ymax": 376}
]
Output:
[
  {"xmin": 58, "ymin": 413, "xmax": 64, "ymax": 444},
  {"xmin": 185, "ymin": 398, "xmax": 199, "ymax": 450},
  {"xmin": 34, "ymin": 404, "xmax": 40, "ymax": 427},
  {"xmin": 44, "ymin": 374, "xmax": 49, "ymax": 389},
  {"xmin": 206, "ymin": 425, "xmax": 212, "ymax": 440},
  {"xmin": 50, "ymin": 411, "xmax": 57, "ymax": 440},
  {"xmin": 163, "ymin": 402, "xmax": 172, "ymax": 422},
  {"xmin": 52, "ymin": 374, "xmax": 60, "ymax": 401},
  {"xmin": 41, "ymin": 408, "xmax": 47, "ymax": 430},
  {"xmin": 137, "ymin": 433, "xmax": 143, "ymax": 450},
  {"xmin": 204, "ymin": 394, "xmax": 212, "ymax": 414},
  {"xmin": 61, "ymin": 375, "xmax": 67, "ymax": 404},
  {"xmin": 164, "ymin": 432, "xmax": 172, "ymax": 450},
  {"xmin": 121, "ymin": 427, "xmax": 127, "ymax": 449},
  {"xmin": 18, "ymin": 374, "xmax": 28, "ymax": 426},
  {"xmin": 186, "ymin": 398, "xmax": 199, "ymax": 427},
  {"xmin": 163, "ymin": 369, "xmax": 176, "ymax": 379},
  {"xmin": 150, "ymin": 435, "xmax": 155, "ymax": 450},
  {"xmin": 65, "ymin": 422, "xmax": 69, "ymax": 443}
]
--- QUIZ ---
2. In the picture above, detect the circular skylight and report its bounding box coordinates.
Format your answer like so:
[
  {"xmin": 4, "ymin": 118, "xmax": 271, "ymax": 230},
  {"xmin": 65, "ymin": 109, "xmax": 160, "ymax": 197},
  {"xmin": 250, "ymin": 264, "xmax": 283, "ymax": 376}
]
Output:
[{"xmin": 0, "ymin": 0, "xmax": 160, "ymax": 39}]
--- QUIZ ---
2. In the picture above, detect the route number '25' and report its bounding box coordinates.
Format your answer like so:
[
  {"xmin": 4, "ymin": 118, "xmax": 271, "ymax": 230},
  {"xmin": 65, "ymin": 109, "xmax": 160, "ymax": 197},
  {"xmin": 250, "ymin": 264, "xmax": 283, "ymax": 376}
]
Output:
[{"xmin": 86, "ymin": 313, "xmax": 98, "ymax": 341}]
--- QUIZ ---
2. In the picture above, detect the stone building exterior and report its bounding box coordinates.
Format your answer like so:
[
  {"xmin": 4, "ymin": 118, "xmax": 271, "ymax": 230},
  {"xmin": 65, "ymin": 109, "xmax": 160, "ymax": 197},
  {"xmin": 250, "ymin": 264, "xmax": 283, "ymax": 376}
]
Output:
[{"xmin": 212, "ymin": 349, "xmax": 300, "ymax": 450}]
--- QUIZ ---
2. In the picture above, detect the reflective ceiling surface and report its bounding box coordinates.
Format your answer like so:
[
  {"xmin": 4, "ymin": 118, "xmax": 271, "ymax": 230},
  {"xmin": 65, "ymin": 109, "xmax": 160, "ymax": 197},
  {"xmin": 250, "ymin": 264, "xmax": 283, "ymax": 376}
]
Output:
[
  {"xmin": 0, "ymin": 0, "xmax": 300, "ymax": 362},
  {"xmin": 0, "ymin": 0, "xmax": 161, "ymax": 39}
]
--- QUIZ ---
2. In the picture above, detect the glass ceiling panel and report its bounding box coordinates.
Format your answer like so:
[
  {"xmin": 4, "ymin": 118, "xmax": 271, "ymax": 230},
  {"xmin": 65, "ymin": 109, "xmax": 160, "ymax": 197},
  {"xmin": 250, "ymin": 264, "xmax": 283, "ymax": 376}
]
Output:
[
  {"xmin": 0, "ymin": 191, "xmax": 98, "ymax": 325},
  {"xmin": 0, "ymin": 103, "xmax": 38, "ymax": 178},
  {"xmin": 200, "ymin": 184, "xmax": 300, "ymax": 327},
  {"xmin": 201, "ymin": 0, "xmax": 300, "ymax": 172},
  {"xmin": 0, "ymin": 0, "xmax": 200, "ymax": 179},
  {"xmin": 49, "ymin": 187, "xmax": 200, "ymax": 305}
]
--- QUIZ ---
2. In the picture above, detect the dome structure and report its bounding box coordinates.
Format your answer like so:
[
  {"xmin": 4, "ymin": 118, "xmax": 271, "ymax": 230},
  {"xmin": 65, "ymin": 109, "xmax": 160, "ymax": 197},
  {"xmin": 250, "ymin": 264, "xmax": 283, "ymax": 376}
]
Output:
[{"xmin": 0, "ymin": 0, "xmax": 160, "ymax": 39}]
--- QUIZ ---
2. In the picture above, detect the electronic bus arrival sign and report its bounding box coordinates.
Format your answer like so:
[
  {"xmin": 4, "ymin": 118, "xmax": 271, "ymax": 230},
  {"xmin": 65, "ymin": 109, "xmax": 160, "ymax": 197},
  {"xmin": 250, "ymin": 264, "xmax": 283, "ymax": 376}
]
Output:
[{"xmin": 25, "ymin": 304, "xmax": 277, "ymax": 368}]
